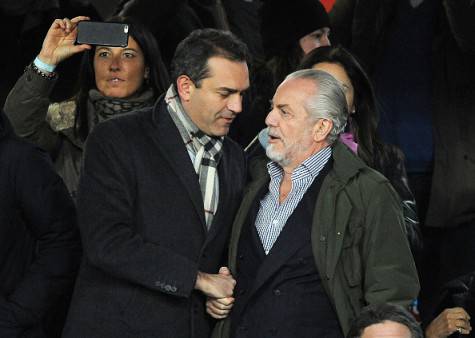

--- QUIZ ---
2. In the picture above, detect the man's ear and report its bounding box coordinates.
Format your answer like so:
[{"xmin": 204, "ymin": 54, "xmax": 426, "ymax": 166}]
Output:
[
  {"xmin": 313, "ymin": 118, "xmax": 333, "ymax": 143},
  {"xmin": 176, "ymin": 75, "xmax": 195, "ymax": 102}
]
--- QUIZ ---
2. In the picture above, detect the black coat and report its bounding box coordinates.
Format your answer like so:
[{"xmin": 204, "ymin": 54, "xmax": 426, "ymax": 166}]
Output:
[
  {"xmin": 63, "ymin": 98, "xmax": 246, "ymax": 338},
  {"xmin": 0, "ymin": 111, "xmax": 80, "ymax": 338}
]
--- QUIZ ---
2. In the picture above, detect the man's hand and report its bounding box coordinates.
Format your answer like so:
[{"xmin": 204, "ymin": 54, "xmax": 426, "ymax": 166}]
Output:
[
  {"xmin": 206, "ymin": 296, "xmax": 235, "ymax": 319},
  {"xmin": 195, "ymin": 267, "xmax": 236, "ymax": 298},
  {"xmin": 425, "ymin": 307, "xmax": 472, "ymax": 338}
]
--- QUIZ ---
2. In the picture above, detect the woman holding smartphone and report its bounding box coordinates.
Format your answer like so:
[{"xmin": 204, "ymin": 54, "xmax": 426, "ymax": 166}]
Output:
[{"xmin": 4, "ymin": 16, "xmax": 169, "ymax": 200}]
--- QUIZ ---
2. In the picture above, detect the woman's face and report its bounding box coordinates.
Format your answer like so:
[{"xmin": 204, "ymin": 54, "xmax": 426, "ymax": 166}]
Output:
[
  {"xmin": 312, "ymin": 62, "xmax": 355, "ymax": 112},
  {"xmin": 299, "ymin": 28, "xmax": 331, "ymax": 56},
  {"xmin": 93, "ymin": 36, "xmax": 149, "ymax": 98}
]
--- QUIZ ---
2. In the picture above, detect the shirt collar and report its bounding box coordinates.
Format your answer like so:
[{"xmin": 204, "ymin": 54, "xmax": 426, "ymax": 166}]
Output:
[{"xmin": 267, "ymin": 146, "xmax": 332, "ymax": 181}]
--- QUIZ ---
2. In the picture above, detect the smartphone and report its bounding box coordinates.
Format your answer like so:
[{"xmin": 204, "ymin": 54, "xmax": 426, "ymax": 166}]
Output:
[{"xmin": 76, "ymin": 21, "xmax": 129, "ymax": 47}]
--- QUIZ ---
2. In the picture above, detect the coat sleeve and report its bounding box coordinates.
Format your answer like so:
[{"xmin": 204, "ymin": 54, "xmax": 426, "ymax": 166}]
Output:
[
  {"xmin": 361, "ymin": 180, "xmax": 420, "ymax": 307},
  {"xmin": 3, "ymin": 67, "xmax": 61, "ymax": 155},
  {"xmin": 77, "ymin": 121, "xmax": 199, "ymax": 298},
  {"xmin": 0, "ymin": 144, "xmax": 80, "ymax": 330},
  {"xmin": 443, "ymin": 0, "xmax": 475, "ymax": 53}
]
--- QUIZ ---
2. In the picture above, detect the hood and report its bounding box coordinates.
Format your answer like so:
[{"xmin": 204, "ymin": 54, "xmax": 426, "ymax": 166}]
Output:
[{"xmin": 0, "ymin": 110, "xmax": 13, "ymax": 140}]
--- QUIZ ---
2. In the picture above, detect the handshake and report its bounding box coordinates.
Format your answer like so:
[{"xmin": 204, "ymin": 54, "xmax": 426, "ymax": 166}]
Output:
[{"xmin": 194, "ymin": 267, "xmax": 236, "ymax": 319}]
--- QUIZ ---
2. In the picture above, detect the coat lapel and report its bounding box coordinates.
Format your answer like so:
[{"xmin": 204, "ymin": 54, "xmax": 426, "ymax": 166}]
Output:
[
  {"xmin": 244, "ymin": 215, "xmax": 310, "ymax": 303},
  {"xmin": 228, "ymin": 174, "xmax": 268, "ymax": 274},
  {"xmin": 149, "ymin": 99, "xmax": 206, "ymax": 229}
]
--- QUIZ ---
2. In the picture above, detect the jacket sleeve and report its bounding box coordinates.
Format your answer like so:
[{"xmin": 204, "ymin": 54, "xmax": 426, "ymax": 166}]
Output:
[
  {"xmin": 443, "ymin": 0, "xmax": 475, "ymax": 53},
  {"xmin": 1, "ymin": 145, "xmax": 80, "ymax": 330},
  {"xmin": 77, "ymin": 121, "xmax": 199, "ymax": 298},
  {"xmin": 3, "ymin": 67, "xmax": 61, "ymax": 155},
  {"xmin": 362, "ymin": 180, "xmax": 420, "ymax": 307}
]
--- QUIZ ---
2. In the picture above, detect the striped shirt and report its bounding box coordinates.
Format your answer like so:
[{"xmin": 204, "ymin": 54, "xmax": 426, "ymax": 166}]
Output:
[{"xmin": 255, "ymin": 147, "xmax": 332, "ymax": 254}]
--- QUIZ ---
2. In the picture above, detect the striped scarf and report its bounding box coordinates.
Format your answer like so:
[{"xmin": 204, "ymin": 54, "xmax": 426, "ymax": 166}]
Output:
[{"xmin": 165, "ymin": 86, "xmax": 223, "ymax": 229}]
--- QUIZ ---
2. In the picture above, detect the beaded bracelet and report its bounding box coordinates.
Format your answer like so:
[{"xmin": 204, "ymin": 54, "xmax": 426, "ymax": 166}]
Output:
[{"xmin": 27, "ymin": 62, "xmax": 58, "ymax": 80}]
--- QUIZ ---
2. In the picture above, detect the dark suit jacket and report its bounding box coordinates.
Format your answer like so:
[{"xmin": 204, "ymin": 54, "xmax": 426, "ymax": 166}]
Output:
[
  {"xmin": 62, "ymin": 98, "xmax": 246, "ymax": 338},
  {"xmin": 0, "ymin": 111, "xmax": 80, "ymax": 338}
]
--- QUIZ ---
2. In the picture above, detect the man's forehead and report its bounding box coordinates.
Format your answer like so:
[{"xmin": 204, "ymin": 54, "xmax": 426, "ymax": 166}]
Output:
[
  {"xmin": 361, "ymin": 321, "xmax": 412, "ymax": 338},
  {"xmin": 204, "ymin": 56, "xmax": 250, "ymax": 90},
  {"xmin": 274, "ymin": 78, "xmax": 316, "ymax": 103}
]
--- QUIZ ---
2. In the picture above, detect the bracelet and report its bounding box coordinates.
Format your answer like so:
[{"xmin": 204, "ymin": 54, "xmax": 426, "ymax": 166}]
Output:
[
  {"xmin": 27, "ymin": 62, "xmax": 58, "ymax": 80},
  {"xmin": 34, "ymin": 56, "xmax": 56, "ymax": 73}
]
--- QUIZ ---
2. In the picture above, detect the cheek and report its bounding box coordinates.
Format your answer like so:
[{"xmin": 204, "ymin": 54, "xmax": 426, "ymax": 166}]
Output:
[
  {"xmin": 126, "ymin": 62, "xmax": 146, "ymax": 90},
  {"xmin": 299, "ymin": 38, "xmax": 318, "ymax": 55},
  {"xmin": 93, "ymin": 60, "xmax": 107, "ymax": 88}
]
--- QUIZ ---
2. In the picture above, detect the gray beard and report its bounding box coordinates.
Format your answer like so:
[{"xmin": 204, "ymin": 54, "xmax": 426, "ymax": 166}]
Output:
[{"xmin": 266, "ymin": 144, "xmax": 291, "ymax": 167}]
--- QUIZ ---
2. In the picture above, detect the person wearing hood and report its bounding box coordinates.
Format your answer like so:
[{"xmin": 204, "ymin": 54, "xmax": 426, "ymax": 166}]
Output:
[
  {"xmin": 0, "ymin": 110, "xmax": 81, "ymax": 337},
  {"xmin": 229, "ymin": 0, "xmax": 331, "ymax": 147}
]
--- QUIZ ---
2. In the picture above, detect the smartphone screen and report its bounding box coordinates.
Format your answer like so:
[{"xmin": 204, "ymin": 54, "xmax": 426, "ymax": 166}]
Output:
[{"xmin": 76, "ymin": 21, "xmax": 129, "ymax": 47}]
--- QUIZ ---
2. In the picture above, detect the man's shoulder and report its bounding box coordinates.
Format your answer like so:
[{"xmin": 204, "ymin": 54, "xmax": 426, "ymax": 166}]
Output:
[{"xmin": 89, "ymin": 105, "xmax": 156, "ymax": 143}]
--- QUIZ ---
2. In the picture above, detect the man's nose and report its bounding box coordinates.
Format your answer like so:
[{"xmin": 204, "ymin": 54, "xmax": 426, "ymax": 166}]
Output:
[
  {"xmin": 227, "ymin": 95, "xmax": 243, "ymax": 113},
  {"xmin": 265, "ymin": 108, "xmax": 277, "ymax": 127}
]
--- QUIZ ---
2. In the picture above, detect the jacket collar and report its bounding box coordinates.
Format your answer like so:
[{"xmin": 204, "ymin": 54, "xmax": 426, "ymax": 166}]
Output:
[{"xmin": 328, "ymin": 140, "xmax": 366, "ymax": 186}]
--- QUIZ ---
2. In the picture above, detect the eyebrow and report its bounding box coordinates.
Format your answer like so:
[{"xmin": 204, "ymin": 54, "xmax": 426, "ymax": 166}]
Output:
[
  {"xmin": 96, "ymin": 46, "xmax": 139, "ymax": 53},
  {"xmin": 217, "ymin": 87, "xmax": 248, "ymax": 95},
  {"xmin": 275, "ymin": 103, "xmax": 291, "ymax": 112}
]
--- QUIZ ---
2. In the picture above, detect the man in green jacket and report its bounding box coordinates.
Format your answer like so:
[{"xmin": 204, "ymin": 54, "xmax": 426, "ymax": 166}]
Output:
[{"xmin": 209, "ymin": 69, "xmax": 419, "ymax": 337}]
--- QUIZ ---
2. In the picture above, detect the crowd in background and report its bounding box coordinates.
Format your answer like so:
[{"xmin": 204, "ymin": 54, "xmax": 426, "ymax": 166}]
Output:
[{"xmin": 1, "ymin": 0, "xmax": 475, "ymax": 337}]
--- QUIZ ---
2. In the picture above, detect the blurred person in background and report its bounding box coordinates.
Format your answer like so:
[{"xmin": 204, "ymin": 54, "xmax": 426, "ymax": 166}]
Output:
[{"xmin": 0, "ymin": 109, "xmax": 80, "ymax": 338}]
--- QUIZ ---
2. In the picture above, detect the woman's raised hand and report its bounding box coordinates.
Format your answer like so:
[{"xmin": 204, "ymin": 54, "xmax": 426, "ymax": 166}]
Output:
[{"xmin": 38, "ymin": 16, "xmax": 92, "ymax": 67}]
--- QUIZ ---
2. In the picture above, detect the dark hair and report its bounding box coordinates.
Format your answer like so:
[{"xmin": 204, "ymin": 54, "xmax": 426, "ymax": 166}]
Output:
[
  {"xmin": 74, "ymin": 16, "xmax": 170, "ymax": 141},
  {"xmin": 298, "ymin": 45, "xmax": 382, "ymax": 167},
  {"xmin": 347, "ymin": 303, "xmax": 423, "ymax": 338},
  {"xmin": 170, "ymin": 28, "xmax": 250, "ymax": 88},
  {"xmin": 265, "ymin": 44, "xmax": 303, "ymax": 91}
]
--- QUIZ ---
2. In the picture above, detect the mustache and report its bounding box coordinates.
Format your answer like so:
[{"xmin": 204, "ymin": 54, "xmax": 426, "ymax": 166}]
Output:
[{"xmin": 267, "ymin": 128, "xmax": 282, "ymax": 139}]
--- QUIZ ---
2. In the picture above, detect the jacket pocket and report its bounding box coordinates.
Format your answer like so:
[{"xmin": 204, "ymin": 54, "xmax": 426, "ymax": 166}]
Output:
[{"xmin": 341, "ymin": 224, "xmax": 363, "ymax": 287}]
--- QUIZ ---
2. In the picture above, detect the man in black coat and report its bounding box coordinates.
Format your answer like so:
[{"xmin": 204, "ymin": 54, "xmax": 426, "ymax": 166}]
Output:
[
  {"xmin": 62, "ymin": 29, "xmax": 250, "ymax": 338},
  {"xmin": 0, "ymin": 110, "xmax": 81, "ymax": 337}
]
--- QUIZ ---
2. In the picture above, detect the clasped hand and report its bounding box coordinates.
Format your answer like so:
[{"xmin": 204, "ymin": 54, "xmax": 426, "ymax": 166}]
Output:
[{"xmin": 195, "ymin": 267, "xmax": 236, "ymax": 319}]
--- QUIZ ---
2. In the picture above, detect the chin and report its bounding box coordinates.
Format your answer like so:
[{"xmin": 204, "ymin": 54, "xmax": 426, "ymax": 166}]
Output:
[
  {"xmin": 210, "ymin": 126, "xmax": 230, "ymax": 137},
  {"xmin": 266, "ymin": 145, "xmax": 290, "ymax": 167}
]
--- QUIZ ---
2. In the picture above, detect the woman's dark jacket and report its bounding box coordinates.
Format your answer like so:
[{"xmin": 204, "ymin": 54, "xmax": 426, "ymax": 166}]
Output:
[{"xmin": 0, "ymin": 111, "xmax": 81, "ymax": 337}]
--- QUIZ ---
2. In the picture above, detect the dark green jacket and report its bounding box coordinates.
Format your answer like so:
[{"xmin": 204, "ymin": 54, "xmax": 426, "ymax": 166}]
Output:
[
  {"xmin": 4, "ymin": 67, "xmax": 83, "ymax": 199},
  {"xmin": 213, "ymin": 141, "xmax": 419, "ymax": 337}
]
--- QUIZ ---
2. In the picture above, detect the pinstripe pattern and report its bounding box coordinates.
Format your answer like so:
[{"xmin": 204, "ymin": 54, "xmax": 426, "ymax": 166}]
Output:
[{"xmin": 255, "ymin": 147, "xmax": 332, "ymax": 254}]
